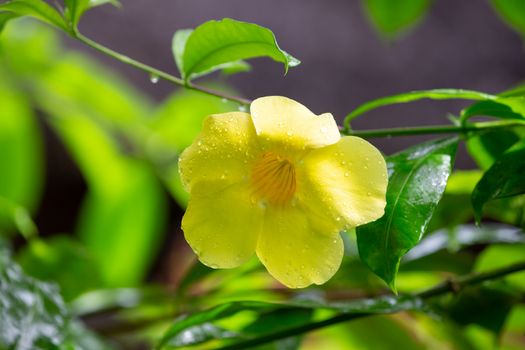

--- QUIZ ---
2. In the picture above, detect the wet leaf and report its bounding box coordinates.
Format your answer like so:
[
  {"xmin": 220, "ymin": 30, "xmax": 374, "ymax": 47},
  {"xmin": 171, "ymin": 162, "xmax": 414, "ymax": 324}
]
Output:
[
  {"xmin": 357, "ymin": 137, "xmax": 458, "ymax": 291},
  {"xmin": 472, "ymin": 138, "xmax": 525, "ymax": 223},
  {"xmin": 173, "ymin": 18, "xmax": 300, "ymax": 81}
]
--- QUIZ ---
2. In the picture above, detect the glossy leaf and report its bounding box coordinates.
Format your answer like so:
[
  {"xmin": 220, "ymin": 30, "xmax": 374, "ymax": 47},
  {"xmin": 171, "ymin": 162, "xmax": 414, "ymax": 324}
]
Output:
[
  {"xmin": 491, "ymin": 0, "xmax": 525, "ymax": 37},
  {"xmin": 158, "ymin": 296, "xmax": 425, "ymax": 349},
  {"xmin": 472, "ymin": 139, "xmax": 525, "ymax": 223},
  {"xmin": 173, "ymin": 18, "xmax": 300, "ymax": 81},
  {"xmin": 362, "ymin": 0, "xmax": 431, "ymax": 38},
  {"xmin": 18, "ymin": 235, "xmax": 102, "ymax": 301},
  {"xmin": 0, "ymin": 238, "xmax": 111, "ymax": 349},
  {"xmin": 0, "ymin": 0, "xmax": 68, "ymax": 31},
  {"xmin": 357, "ymin": 137, "xmax": 458, "ymax": 291},
  {"xmin": 0, "ymin": 260, "xmax": 72, "ymax": 349},
  {"xmin": 0, "ymin": 76, "xmax": 43, "ymax": 213},
  {"xmin": 345, "ymin": 89, "xmax": 495, "ymax": 126}
]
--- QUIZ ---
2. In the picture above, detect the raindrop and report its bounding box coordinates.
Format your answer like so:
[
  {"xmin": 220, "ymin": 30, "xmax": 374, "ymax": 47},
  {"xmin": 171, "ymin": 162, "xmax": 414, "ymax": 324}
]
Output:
[
  {"xmin": 238, "ymin": 105, "xmax": 247, "ymax": 112},
  {"xmin": 221, "ymin": 98, "xmax": 228, "ymax": 103},
  {"xmin": 344, "ymin": 172, "xmax": 349, "ymax": 177},
  {"xmin": 149, "ymin": 73, "xmax": 159, "ymax": 84},
  {"xmin": 320, "ymin": 126, "xmax": 328, "ymax": 133}
]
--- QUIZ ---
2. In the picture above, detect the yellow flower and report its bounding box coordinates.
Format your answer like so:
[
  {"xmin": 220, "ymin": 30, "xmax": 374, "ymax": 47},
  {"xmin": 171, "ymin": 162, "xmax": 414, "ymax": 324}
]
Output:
[{"xmin": 179, "ymin": 96, "xmax": 388, "ymax": 288}]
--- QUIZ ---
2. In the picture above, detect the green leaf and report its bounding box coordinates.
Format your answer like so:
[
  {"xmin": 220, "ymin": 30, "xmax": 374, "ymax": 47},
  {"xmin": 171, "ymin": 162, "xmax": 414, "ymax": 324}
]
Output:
[
  {"xmin": 18, "ymin": 235, "xmax": 102, "ymax": 301},
  {"xmin": 157, "ymin": 296, "xmax": 425, "ymax": 349},
  {"xmin": 0, "ymin": 196, "xmax": 38, "ymax": 239},
  {"xmin": 0, "ymin": 0, "xmax": 68, "ymax": 31},
  {"xmin": 362, "ymin": 0, "xmax": 432, "ymax": 38},
  {"xmin": 357, "ymin": 137, "xmax": 458, "ymax": 291},
  {"xmin": 466, "ymin": 129, "xmax": 521, "ymax": 170},
  {"xmin": 0, "ymin": 11, "xmax": 18, "ymax": 33},
  {"xmin": 64, "ymin": 0, "xmax": 119, "ymax": 29},
  {"xmin": 344, "ymin": 89, "xmax": 496, "ymax": 127},
  {"xmin": 438, "ymin": 282, "xmax": 520, "ymax": 334},
  {"xmin": 0, "ymin": 259, "xmax": 72, "ymax": 348},
  {"xmin": 36, "ymin": 94, "xmax": 166, "ymax": 288},
  {"xmin": 472, "ymin": 139, "xmax": 525, "ymax": 223},
  {"xmin": 0, "ymin": 238, "xmax": 112, "ymax": 349},
  {"xmin": 173, "ymin": 18, "xmax": 300, "ymax": 81},
  {"xmin": 404, "ymin": 224, "xmax": 525, "ymax": 262},
  {"xmin": 461, "ymin": 100, "xmax": 525, "ymax": 121},
  {"xmin": 475, "ymin": 244, "xmax": 525, "ymax": 290},
  {"xmin": 490, "ymin": 0, "xmax": 525, "ymax": 38},
  {"xmin": 0, "ymin": 75, "xmax": 43, "ymax": 213},
  {"xmin": 49, "ymin": 113, "xmax": 167, "ymax": 287}
]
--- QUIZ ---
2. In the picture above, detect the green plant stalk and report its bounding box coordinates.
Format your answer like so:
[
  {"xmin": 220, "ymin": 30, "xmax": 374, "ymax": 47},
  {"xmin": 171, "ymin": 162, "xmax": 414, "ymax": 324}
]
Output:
[
  {"xmin": 214, "ymin": 260, "xmax": 525, "ymax": 350},
  {"xmin": 74, "ymin": 35, "xmax": 525, "ymax": 141},
  {"xmin": 343, "ymin": 120, "xmax": 525, "ymax": 138},
  {"xmin": 74, "ymin": 33, "xmax": 252, "ymax": 105}
]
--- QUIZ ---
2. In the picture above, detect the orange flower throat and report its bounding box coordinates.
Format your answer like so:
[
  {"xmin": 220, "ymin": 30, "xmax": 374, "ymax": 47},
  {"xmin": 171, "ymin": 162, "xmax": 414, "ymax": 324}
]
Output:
[{"xmin": 251, "ymin": 152, "xmax": 296, "ymax": 205}]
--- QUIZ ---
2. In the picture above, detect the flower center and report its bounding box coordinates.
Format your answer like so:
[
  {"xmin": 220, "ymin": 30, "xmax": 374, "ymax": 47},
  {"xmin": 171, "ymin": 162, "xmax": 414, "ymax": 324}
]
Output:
[{"xmin": 251, "ymin": 152, "xmax": 296, "ymax": 205}]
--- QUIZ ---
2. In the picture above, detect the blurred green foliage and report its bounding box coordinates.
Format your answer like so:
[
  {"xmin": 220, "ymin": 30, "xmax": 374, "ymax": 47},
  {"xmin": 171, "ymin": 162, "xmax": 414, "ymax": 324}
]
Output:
[{"xmin": 0, "ymin": 1, "xmax": 524, "ymax": 348}]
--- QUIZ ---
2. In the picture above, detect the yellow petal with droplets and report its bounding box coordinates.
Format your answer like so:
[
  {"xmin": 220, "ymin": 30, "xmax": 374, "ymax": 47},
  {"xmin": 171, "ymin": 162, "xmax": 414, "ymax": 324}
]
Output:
[
  {"xmin": 179, "ymin": 112, "xmax": 258, "ymax": 192},
  {"xmin": 256, "ymin": 205, "xmax": 344, "ymax": 288},
  {"xmin": 298, "ymin": 136, "xmax": 388, "ymax": 229},
  {"xmin": 182, "ymin": 181, "xmax": 263, "ymax": 268},
  {"xmin": 250, "ymin": 96, "xmax": 340, "ymax": 150}
]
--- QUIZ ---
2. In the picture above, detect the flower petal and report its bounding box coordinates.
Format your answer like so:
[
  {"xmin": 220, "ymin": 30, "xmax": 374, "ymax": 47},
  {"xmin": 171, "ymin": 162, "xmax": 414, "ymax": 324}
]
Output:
[
  {"xmin": 256, "ymin": 206, "xmax": 344, "ymax": 288},
  {"xmin": 179, "ymin": 112, "xmax": 259, "ymax": 192},
  {"xmin": 250, "ymin": 96, "xmax": 340, "ymax": 150},
  {"xmin": 182, "ymin": 181, "xmax": 263, "ymax": 268},
  {"xmin": 298, "ymin": 136, "xmax": 388, "ymax": 229}
]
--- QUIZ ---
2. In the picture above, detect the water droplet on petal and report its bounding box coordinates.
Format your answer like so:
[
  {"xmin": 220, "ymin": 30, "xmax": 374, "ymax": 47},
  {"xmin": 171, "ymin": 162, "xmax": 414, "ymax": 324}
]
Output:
[
  {"xmin": 320, "ymin": 127, "xmax": 328, "ymax": 133},
  {"xmin": 344, "ymin": 172, "xmax": 349, "ymax": 177}
]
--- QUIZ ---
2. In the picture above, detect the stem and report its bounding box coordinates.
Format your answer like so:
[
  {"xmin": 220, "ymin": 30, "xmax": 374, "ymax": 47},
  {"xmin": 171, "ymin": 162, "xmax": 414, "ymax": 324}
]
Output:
[
  {"xmin": 343, "ymin": 120, "xmax": 525, "ymax": 138},
  {"xmin": 69, "ymin": 35, "xmax": 525, "ymax": 140},
  {"xmin": 74, "ymin": 33, "xmax": 252, "ymax": 105},
  {"xmin": 215, "ymin": 261, "xmax": 525, "ymax": 350}
]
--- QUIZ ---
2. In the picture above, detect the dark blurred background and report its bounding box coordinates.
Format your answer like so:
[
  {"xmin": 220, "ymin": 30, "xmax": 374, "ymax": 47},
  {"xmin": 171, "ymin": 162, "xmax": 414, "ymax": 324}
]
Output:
[{"xmin": 36, "ymin": 0, "xmax": 525, "ymax": 280}]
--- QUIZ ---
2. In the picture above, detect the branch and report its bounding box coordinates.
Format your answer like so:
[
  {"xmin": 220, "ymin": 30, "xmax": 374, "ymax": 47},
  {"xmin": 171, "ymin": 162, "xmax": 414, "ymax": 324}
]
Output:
[
  {"xmin": 74, "ymin": 33, "xmax": 252, "ymax": 106},
  {"xmin": 214, "ymin": 260, "xmax": 525, "ymax": 350},
  {"xmin": 342, "ymin": 120, "xmax": 525, "ymax": 138}
]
